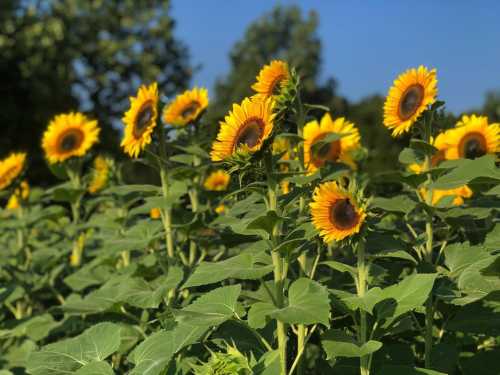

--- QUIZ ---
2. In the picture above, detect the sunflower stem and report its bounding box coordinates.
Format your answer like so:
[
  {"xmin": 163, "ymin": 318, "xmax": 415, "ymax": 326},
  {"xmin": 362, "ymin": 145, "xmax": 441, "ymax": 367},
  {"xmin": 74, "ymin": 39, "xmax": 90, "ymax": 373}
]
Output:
[
  {"xmin": 356, "ymin": 240, "xmax": 370, "ymax": 375},
  {"xmin": 158, "ymin": 124, "xmax": 175, "ymax": 259},
  {"xmin": 266, "ymin": 151, "xmax": 287, "ymax": 375},
  {"xmin": 188, "ymin": 155, "xmax": 201, "ymax": 266}
]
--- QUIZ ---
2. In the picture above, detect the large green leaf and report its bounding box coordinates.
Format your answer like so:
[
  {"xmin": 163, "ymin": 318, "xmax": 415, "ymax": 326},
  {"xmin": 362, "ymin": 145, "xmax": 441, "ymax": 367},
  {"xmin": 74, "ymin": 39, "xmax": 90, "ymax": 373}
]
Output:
[
  {"xmin": 270, "ymin": 278, "xmax": 330, "ymax": 326},
  {"xmin": 376, "ymin": 366, "xmax": 446, "ymax": 375},
  {"xmin": 74, "ymin": 361, "xmax": 114, "ymax": 375},
  {"xmin": 27, "ymin": 323, "xmax": 121, "ymax": 375},
  {"xmin": 184, "ymin": 250, "xmax": 272, "ymax": 288},
  {"xmin": 322, "ymin": 329, "xmax": 382, "ymax": 358},
  {"xmin": 174, "ymin": 284, "xmax": 242, "ymax": 326},
  {"xmin": 430, "ymin": 155, "xmax": 500, "ymax": 189}
]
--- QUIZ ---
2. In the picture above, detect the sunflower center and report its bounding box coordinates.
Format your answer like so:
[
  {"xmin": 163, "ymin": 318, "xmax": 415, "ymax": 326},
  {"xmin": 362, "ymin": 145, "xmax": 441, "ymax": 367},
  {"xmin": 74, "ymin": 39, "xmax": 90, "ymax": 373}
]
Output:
[
  {"xmin": 399, "ymin": 84, "xmax": 424, "ymax": 120},
  {"xmin": 459, "ymin": 132, "xmax": 487, "ymax": 159},
  {"xmin": 59, "ymin": 129, "xmax": 84, "ymax": 153},
  {"xmin": 330, "ymin": 199, "xmax": 359, "ymax": 230},
  {"xmin": 311, "ymin": 134, "xmax": 341, "ymax": 167},
  {"xmin": 181, "ymin": 101, "xmax": 200, "ymax": 118},
  {"xmin": 134, "ymin": 102, "xmax": 154, "ymax": 138},
  {"xmin": 236, "ymin": 120, "xmax": 264, "ymax": 149}
]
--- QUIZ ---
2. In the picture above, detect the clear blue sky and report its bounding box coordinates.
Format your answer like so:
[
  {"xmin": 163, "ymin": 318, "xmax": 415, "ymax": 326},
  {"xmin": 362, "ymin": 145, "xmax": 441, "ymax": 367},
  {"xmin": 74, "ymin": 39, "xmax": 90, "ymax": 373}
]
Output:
[{"xmin": 171, "ymin": 0, "xmax": 500, "ymax": 114}]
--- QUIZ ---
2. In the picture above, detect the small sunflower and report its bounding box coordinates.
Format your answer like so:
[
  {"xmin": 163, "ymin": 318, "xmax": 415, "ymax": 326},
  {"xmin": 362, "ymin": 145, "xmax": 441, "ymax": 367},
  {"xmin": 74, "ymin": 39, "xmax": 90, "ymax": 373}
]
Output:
[
  {"xmin": 215, "ymin": 203, "xmax": 226, "ymax": 214},
  {"xmin": 163, "ymin": 87, "xmax": 209, "ymax": 127},
  {"xmin": 303, "ymin": 113, "xmax": 361, "ymax": 174},
  {"xmin": 210, "ymin": 97, "xmax": 275, "ymax": 161},
  {"xmin": 272, "ymin": 137, "xmax": 293, "ymax": 194},
  {"xmin": 383, "ymin": 66, "xmax": 437, "ymax": 137},
  {"xmin": 42, "ymin": 113, "xmax": 99, "ymax": 164},
  {"xmin": 420, "ymin": 185, "xmax": 473, "ymax": 206},
  {"xmin": 121, "ymin": 82, "xmax": 159, "ymax": 158},
  {"xmin": 251, "ymin": 60, "xmax": 290, "ymax": 99},
  {"xmin": 88, "ymin": 156, "xmax": 111, "ymax": 194},
  {"xmin": 204, "ymin": 170, "xmax": 230, "ymax": 191},
  {"xmin": 6, "ymin": 180, "xmax": 30, "ymax": 210},
  {"xmin": 444, "ymin": 114, "xmax": 499, "ymax": 160},
  {"xmin": 310, "ymin": 181, "xmax": 366, "ymax": 243},
  {"xmin": 150, "ymin": 208, "xmax": 161, "ymax": 219},
  {"xmin": 0, "ymin": 152, "xmax": 27, "ymax": 190}
]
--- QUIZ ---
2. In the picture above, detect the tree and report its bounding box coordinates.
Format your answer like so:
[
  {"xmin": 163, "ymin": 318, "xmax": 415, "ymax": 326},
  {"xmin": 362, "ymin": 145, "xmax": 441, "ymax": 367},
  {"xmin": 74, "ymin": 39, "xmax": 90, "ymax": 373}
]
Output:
[
  {"xmin": 208, "ymin": 5, "xmax": 346, "ymax": 128},
  {"xmin": 0, "ymin": 0, "xmax": 191, "ymax": 185}
]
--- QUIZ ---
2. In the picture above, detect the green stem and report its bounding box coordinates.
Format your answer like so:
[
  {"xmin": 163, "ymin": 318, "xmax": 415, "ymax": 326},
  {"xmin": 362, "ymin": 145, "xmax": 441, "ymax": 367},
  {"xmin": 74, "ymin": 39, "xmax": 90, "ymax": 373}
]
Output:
[
  {"xmin": 158, "ymin": 125, "xmax": 175, "ymax": 259},
  {"xmin": 267, "ymin": 154, "xmax": 287, "ymax": 375},
  {"xmin": 356, "ymin": 241, "xmax": 370, "ymax": 375},
  {"xmin": 423, "ymin": 153, "xmax": 434, "ymax": 369}
]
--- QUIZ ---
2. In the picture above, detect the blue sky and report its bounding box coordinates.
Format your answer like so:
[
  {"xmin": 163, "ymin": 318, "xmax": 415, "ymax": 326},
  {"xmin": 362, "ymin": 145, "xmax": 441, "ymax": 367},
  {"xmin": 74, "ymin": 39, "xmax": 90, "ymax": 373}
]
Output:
[{"xmin": 171, "ymin": 0, "xmax": 500, "ymax": 114}]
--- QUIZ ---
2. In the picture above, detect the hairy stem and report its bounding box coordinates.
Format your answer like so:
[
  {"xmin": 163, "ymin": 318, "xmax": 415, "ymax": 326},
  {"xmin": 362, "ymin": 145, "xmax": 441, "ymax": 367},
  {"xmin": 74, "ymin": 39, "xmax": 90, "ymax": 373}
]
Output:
[
  {"xmin": 158, "ymin": 124, "xmax": 175, "ymax": 259},
  {"xmin": 356, "ymin": 241, "xmax": 370, "ymax": 375}
]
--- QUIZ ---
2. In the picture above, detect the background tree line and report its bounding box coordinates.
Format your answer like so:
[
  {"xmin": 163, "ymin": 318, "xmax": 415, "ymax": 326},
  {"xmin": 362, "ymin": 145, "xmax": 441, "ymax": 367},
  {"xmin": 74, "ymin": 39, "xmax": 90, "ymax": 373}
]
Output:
[{"xmin": 1, "ymin": 1, "xmax": 498, "ymax": 186}]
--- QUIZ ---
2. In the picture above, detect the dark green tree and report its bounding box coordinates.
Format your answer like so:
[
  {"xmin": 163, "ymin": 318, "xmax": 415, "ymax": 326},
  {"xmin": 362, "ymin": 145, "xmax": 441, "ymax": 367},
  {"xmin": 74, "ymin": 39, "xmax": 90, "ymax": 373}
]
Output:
[
  {"xmin": 0, "ymin": 0, "xmax": 191, "ymax": 184},
  {"xmin": 207, "ymin": 5, "xmax": 346, "ymax": 128}
]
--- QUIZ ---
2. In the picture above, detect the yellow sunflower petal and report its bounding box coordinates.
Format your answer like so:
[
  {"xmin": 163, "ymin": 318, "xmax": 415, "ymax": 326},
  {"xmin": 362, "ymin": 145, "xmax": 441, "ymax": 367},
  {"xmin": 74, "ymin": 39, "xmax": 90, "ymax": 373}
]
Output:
[
  {"xmin": 210, "ymin": 97, "xmax": 275, "ymax": 161},
  {"xmin": 204, "ymin": 170, "xmax": 231, "ymax": 191},
  {"xmin": 383, "ymin": 66, "xmax": 437, "ymax": 137},
  {"xmin": 310, "ymin": 181, "xmax": 366, "ymax": 243},
  {"xmin": 0, "ymin": 152, "xmax": 27, "ymax": 190},
  {"xmin": 88, "ymin": 155, "xmax": 111, "ymax": 194},
  {"xmin": 121, "ymin": 82, "xmax": 159, "ymax": 158},
  {"xmin": 251, "ymin": 60, "xmax": 290, "ymax": 99},
  {"xmin": 303, "ymin": 113, "xmax": 361, "ymax": 174},
  {"xmin": 444, "ymin": 114, "xmax": 499, "ymax": 160},
  {"xmin": 42, "ymin": 113, "xmax": 100, "ymax": 164},
  {"xmin": 163, "ymin": 87, "xmax": 209, "ymax": 127}
]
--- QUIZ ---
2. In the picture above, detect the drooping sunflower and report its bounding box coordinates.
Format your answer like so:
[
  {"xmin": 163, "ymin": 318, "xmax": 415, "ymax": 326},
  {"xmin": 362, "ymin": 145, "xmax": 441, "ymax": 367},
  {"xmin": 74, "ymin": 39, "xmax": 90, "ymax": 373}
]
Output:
[
  {"xmin": 310, "ymin": 181, "xmax": 366, "ymax": 243},
  {"xmin": 383, "ymin": 66, "xmax": 437, "ymax": 137},
  {"xmin": 162, "ymin": 87, "xmax": 209, "ymax": 127},
  {"xmin": 251, "ymin": 60, "xmax": 290, "ymax": 99},
  {"xmin": 210, "ymin": 97, "xmax": 275, "ymax": 161},
  {"xmin": 88, "ymin": 156, "xmax": 111, "ymax": 194},
  {"xmin": 6, "ymin": 180, "xmax": 30, "ymax": 210},
  {"xmin": 204, "ymin": 170, "xmax": 230, "ymax": 191},
  {"xmin": 444, "ymin": 114, "xmax": 499, "ymax": 160},
  {"xmin": 0, "ymin": 152, "xmax": 27, "ymax": 190},
  {"xmin": 121, "ymin": 82, "xmax": 159, "ymax": 158},
  {"xmin": 42, "ymin": 113, "xmax": 99, "ymax": 164},
  {"xmin": 303, "ymin": 113, "xmax": 361, "ymax": 174},
  {"xmin": 420, "ymin": 185, "xmax": 473, "ymax": 206}
]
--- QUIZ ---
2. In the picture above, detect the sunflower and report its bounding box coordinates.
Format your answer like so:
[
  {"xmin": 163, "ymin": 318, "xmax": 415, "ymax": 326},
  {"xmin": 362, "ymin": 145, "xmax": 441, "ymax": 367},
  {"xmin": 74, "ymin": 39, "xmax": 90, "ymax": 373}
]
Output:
[
  {"xmin": 383, "ymin": 66, "xmax": 437, "ymax": 137},
  {"xmin": 88, "ymin": 156, "xmax": 111, "ymax": 194},
  {"xmin": 272, "ymin": 137, "xmax": 293, "ymax": 194},
  {"xmin": 420, "ymin": 185, "xmax": 473, "ymax": 206},
  {"xmin": 162, "ymin": 87, "xmax": 209, "ymax": 127},
  {"xmin": 6, "ymin": 180, "xmax": 30, "ymax": 210},
  {"xmin": 204, "ymin": 170, "xmax": 230, "ymax": 191},
  {"xmin": 310, "ymin": 181, "xmax": 366, "ymax": 243},
  {"xmin": 0, "ymin": 152, "xmax": 27, "ymax": 190},
  {"xmin": 251, "ymin": 60, "xmax": 290, "ymax": 99},
  {"xmin": 42, "ymin": 113, "xmax": 99, "ymax": 164},
  {"xmin": 121, "ymin": 82, "xmax": 159, "ymax": 158},
  {"xmin": 210, "ymin": 97, "xmax": 275, "ymax": 161},
  {"xmin": 444, "ymin": 114, "xmax": 499, "ymax": 160},
  {"xmin": 303, "ymin": 113, "xmax": 361, "ymax": 174},
  {"xmin": 150, "ymin": 208, "xmax": 161, "ymax": 219},
  {"xmin": 215, "ymin": 203, "xmax": 226, "ymax": 214}
]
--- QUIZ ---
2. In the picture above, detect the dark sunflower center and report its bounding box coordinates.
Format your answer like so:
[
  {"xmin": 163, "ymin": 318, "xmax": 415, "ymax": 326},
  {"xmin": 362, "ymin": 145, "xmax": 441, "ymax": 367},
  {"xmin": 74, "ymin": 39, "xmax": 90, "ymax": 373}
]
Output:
[
  {"xmin": 330, "ymin": 199, "xmax": 359, "ymax": 230},
  {"xmin": 59, "ymin": 129, "xmax": 83, "ymax": 152},
  {"xmin": 134, "ymin": 102, "xmax": 154, "ymax": 138},
  {"xmin": 460, "ymin": 132, "xmax": 487, "ymax": 159},
  {"xmin": 312, "ymin": 134, "xmax": 341, "ymax": 167},
  {"xmin": 399, "ymin": 84, "xmax": 424, "ymax": 120},
  {"xmin": 236, "ymin": 120, "xmax": 264, "ymax": 148},
  {"xmin": 181, "ymin": 102, "xmax": 200, "ymax": 118}
]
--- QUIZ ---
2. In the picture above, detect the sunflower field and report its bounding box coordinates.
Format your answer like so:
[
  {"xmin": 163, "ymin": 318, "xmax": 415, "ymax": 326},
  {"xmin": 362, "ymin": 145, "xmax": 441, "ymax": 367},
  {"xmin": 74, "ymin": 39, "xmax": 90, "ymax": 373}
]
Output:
[{"xmin": 1, "ymin": 60, "xmax": 499, "ymax": 375}]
